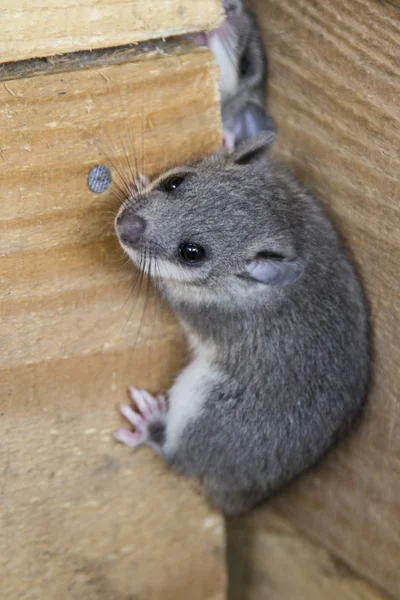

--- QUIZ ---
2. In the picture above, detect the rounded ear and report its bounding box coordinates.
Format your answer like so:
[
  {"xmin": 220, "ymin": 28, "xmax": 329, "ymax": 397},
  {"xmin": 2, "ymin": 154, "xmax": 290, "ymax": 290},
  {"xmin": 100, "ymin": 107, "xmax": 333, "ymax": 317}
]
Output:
[
  {"xmin": 230, "ymin": 130, "xmax": 276, "ymax": 165},
  {"xmin": 243, "ymin": 255, "xmax": 304, "ymax": 286}
]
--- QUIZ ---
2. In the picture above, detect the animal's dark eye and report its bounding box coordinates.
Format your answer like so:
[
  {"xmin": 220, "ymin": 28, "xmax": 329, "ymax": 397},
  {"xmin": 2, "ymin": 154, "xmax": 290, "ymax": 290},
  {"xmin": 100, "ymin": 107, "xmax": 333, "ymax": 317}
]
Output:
[
  {"xmin": 161, "ymin": 175, "xmax": 185, "ymax": 192},
  {"xmin": 178, "ymin": 242, "xmax": 205, "ymax": 264}
]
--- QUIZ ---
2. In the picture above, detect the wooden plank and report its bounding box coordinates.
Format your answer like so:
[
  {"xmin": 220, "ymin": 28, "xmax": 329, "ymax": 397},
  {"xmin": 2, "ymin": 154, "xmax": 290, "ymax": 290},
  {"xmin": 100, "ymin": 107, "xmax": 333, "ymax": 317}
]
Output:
[
  {"xmin": 0, "ymin": 42, "xmax": 221, "ymax": 373},
  {"xmin": 0, "ymin": 39, "xmax": 195, "ymax": 83},
  {"xmin": 0, "ymin": 0, "xmax": 224, "ymax": 63},
  {"xmin": 0, "ymin": 37, "xmax": 195, "ymax": 82},
  {"xmin": 0, "ymin": 43, "xmax": 226, "ymax": 599},
  {"xmin": 1, "ymin": 409, "xmax": 227, "ymax": 600},
  {"xmin": 249, "ymin": 0, "xmax": 400, "ymax": 596},
  {"xmin": 228, "ymin": 508, "xmax": 392, "ymax": 600}
]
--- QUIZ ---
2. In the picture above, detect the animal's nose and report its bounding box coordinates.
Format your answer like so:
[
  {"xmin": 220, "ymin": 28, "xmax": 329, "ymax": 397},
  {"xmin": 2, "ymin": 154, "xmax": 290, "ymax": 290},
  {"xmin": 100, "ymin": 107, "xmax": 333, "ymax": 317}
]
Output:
[{"xmin": 116, "ymin": 212, "xmax": 146, "ymax": 247}]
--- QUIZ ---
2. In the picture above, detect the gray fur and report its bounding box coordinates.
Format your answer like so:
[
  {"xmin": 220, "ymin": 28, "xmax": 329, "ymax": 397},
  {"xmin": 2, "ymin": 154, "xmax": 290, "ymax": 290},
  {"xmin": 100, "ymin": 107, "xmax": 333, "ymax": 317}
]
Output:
[
  {"xmin": 193, "ymin": 0, "xmax": 274, "ymax": 146},
  {"xmin": 115, "ymin": 133, "xmax": 370, "ymax": 515},
  {"xmin": 229, "ymin": 103, "xmax": 276, "ymax": 146}
]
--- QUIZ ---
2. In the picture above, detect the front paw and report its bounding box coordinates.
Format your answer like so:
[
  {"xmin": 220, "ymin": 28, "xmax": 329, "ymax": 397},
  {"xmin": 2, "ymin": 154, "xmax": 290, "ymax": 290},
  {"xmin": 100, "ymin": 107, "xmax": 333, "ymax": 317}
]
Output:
[{"xmin": 114, "ymin": 388, "xmax": 167, "ymax": 448}]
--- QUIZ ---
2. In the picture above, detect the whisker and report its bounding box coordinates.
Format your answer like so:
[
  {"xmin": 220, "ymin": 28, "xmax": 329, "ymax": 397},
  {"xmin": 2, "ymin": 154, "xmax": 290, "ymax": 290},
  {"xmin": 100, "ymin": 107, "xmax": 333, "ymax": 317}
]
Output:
[
  {"xmin": 95, "ymin": 107, "xmax": 165, "ymax": 367},
  {"xmin": 128, "ymin": 100, "xmax": 142, "ymax": 193},
  {"xmin": 130, "ymin": 247, "xmax": 152, "ymax": 351},
  {"xmin": 118, "ymin": 117, "xmax": 139, "ymax": 195},
  {"xmin": 140, "ymin": 89, "xmax": 146, "ymax": 188},
  {"xmin": 145, "ymin": 248, "xmax": 159, "ymax": 379},
  {"xmin": 120, "ymin": 249, "xmax": 146, "ymax": 336},
  {"xmin": 152, "ymin": 257, "xmax": 173, "ymax": 380},
  {"xmin": 111, "ymin": 93, "xmax": 139, "ymax": 196},
  {"xmin": 93, "ymin": 130, "xmax": 132, "ymax": 198},
  {"xmin": 120, "ymin": 263, "xmax": 144, "ymax": 311}
]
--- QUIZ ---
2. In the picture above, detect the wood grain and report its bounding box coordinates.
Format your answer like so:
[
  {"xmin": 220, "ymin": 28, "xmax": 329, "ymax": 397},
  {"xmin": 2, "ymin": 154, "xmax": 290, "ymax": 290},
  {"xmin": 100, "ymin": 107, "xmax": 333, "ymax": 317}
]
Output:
[
  {"xmin": 0, "ymin": 41, "xmax": 221, "ymax": 375},
  {"xmin": 0, "ymin": 0, "xmax": 224, "ymax": 63},
  {"xmin": 249, "ymin": 0, "xmax": 400, "ymax": 596},
  {"xmin": 0, "ymin": 42, "xmax": 226, "ymax": 599},
  {"xmin": 227, "ymin": 508, "xmax": 392, "ymax": 600},
  {"xmin": 1, "ymin": 409, "xmax": 226, "ymax": 600},
  {"xmin": 0, "ymin": 39, "xmax": 195, "ymax": 83}
]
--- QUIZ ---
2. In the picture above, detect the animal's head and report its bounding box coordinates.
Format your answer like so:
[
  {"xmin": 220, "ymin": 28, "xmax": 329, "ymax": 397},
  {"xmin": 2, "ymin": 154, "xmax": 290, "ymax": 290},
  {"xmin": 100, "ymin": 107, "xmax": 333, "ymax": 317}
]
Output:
[{"xmin": 115, "ymin": 133, "xmax": 304, "ymax": 304}]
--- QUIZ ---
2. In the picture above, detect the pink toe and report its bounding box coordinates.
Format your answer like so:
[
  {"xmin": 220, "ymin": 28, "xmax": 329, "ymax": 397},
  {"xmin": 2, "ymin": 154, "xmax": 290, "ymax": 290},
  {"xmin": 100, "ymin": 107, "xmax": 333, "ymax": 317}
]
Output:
[
  {"xmin": 156, "ymin": 395, "xmax": 167, "ymax": 413},
  {"xmin": 114, "ymin": 428, "xmax": 142, "ymax": 447},
  {"xmin": 141, "ymin": 389, "xmax": 157, "ymax": 414},
  {"xmin": 130, "ymin": 388, "xmax": 152, "ymax": 419},
  {"xmin": 120, "ymin": 403, "xmax": 143, "ymax": 426}
]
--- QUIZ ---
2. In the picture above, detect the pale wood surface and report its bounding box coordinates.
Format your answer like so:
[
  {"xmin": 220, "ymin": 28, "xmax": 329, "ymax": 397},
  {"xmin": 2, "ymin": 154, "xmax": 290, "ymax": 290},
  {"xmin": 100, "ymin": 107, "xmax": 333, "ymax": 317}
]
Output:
[
  {"xmin": 0, "ymin": 39, "xmax": 194, "ymax": 82},
  {"xmin": 0, "ymin": 43, "xmax": 226, "ymax": 599},
  {"xmin": 0, "ymin": 0, "xmax": 224, "ymax": 63},
  {"xmin": 240, "ymin": 0, "xmax": 400, "ymax": 597},
  {"xmin": 228, "ymin": 508, "xmax": 392, "ymax": 600}
]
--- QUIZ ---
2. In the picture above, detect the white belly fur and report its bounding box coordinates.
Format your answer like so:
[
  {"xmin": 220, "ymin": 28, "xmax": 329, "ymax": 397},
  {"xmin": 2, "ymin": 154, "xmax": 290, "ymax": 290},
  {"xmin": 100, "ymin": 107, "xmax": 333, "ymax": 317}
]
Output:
[
  {"xmin": 164, "ymin": 340, "xmax": 220, "ymax": 456},
  {"xmin": 208, "ymin": 34, "xmax": 239, "ymax": 101}
]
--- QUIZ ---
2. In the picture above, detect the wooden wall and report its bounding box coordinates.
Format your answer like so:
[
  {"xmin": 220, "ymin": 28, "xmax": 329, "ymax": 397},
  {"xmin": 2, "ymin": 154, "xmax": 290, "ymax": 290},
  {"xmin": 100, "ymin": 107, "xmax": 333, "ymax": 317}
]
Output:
[
  {"xmin": 228, "ymin": 507, "xmax": 392, "ymax": 600},
  {"xmin": 0, "ymin": 41, "xmax": 226, "ymax": 600},
  {"xmin": 0, "ymin": 0, "xmax": 223, "ymax": 62},
  {"xmin": 241, "ymin": 0, "xmax": 400, "ymax": 597},
  {"xmin": 2, "ymin": 0, "xmax": 399, "ymax": 597}
]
